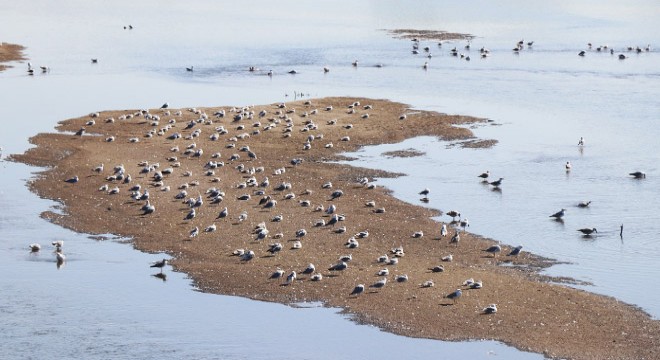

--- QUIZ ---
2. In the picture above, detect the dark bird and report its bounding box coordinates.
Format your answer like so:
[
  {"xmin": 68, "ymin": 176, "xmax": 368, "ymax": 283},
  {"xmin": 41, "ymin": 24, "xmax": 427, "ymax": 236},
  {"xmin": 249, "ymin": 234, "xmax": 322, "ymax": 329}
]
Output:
[
  {"xmin": 419, "ymin": 188, "xmax": 430, "ymax": 196},
  {"xmin": 91, "ymin": 58, "xmax": 98, "ymax": 63},
  {"xmin": 577, "ymin": 228, "xmax": 597, "ymax": 236},
  {"xmin": 74, "ymin": 127, "xmax": 85, "ymax": 136},
  {"xmin": 577, "ymin": 201, "xmax": 591, "ymax": 208},
  {"xmin": 329, "ymin": 189, "xmax": 344, "ymax": 200},
  {"xmin": 267, "ymin": 242, "xmax": 283, "ymax": 255},
  {"xmin": 150, "ymin": 259, "xmax": 167, "ymax": 272},
  {"xmin": 160, "ymin": 102, "xmax": 169, "ymax": 109},
  {"xmin": 429, "ymin": 265, "xmax": 445, "ymax": 273},
  {"xmin": 186, "ymin": 66, "xmax": 194, "ymax": 72},
  {"xmin": 489, "ymin": 177, "xmax": 504, "ymax": 187},
  {"xmin": 478, "ymin": 171, "xmax": 490, "ymax": 180},
  {"xmin": 483, "ymin": 304, "xmax": 498, "ymax": 314},
  {"xmin": 217, "ymin": 207, "xmax": 228, "ymax": 219},
  {"xmin": 446, "ymin": 210, "xmax": 461, "ymax": 222},
  {"xmin": 507, "ymin": 245, "xmax": 523, "ymax": 256},
  {"xmin": 629, "ymin": 171, "xmax": 646, "ymax": 179}
]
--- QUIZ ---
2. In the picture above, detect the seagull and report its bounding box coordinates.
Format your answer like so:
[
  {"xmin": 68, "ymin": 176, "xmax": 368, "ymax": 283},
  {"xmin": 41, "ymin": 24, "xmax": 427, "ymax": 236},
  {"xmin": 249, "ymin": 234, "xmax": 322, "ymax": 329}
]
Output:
[
  {"xmin": 186, "ymin": 66, "xmax": 194, "ymax": 72},
  {"xmin": 507, "ymin": 245, "xmax": 523, "ymax": 256},
  {"xmin": 160, "ymin": 102, "xmax": 169, "ymax": 109},
  {"xmin": 92, "ymin": 163, "xmax": 104, "ymax": 173},
  {"xmin": 350, "ymin": 284, "xmax": 365, "ymax": 296},
  {"xmin": 478, "ymin": 171, "xmax": 490, "ymax": 180},
  {"xmin": 74, "ymin": 127, "xmax": 85, "ymax": 136},
  {"xmin": 484, "ymin": 244, "xmax": 502, "ymax": 257},
  {"xmin": 142, "ymin": 200, "xmax": 155, "ymax": 215},
  {"xmin": 428, "ymin": 264, "xmax": 445, "ymax": 273},
  {"xmin": 432, "ymin": 225, "xmax": 445, "ymax": 240},
  {"xmin": 150, "ymin": 259, "xmax": 168, "ymax": 272},
  {"xmin": 483, "ymin": 304, "xmax": 498, "ymax": 314},
  {"xmin": 52, "ymin": 240, "xmax": 64, "ymax": 250},
  {"xmin": 302, "ymin": 263, "xmax": 316, "ymax": 274},
  {"xmin": 419, "ymin": 188, "xmax": 430, "ymax": 196},
  {"xmin": 270, "ymin": 269, "xmax": 285, "ymax": 279},
  {"xmin": 565, "ymin": 162, "xmax": 572, "ymax": 171},
  {"xmin": 629, "ymin": 171, "xmax": 646, "ymax": 179},
  {"xmin": 29, "ymin": 244, "xmax": 41, "ymax": 252},
  {"xmin": 578, "ymin": 50, "xmax": 586, "ymax": 57},
  {"xmin": 577, "ymin": 228, "xmax": 598, "ymax": 236},
  {"xmin": 489, "ymin": 177, "xmax": 504, "ymax": 187},
  {"xmin": 61, "ymin": 174, "xmax": 80, "ymax": 184},
  {"xmin": 285, "ymin": 271, "xmax": 297, "ymax": 285},
  {"xmin": 216, "ymin": 207, "xmax": 228, "ymax": 219},
  {"xmin": 370, "ymin": 278, "xmax": 387, "ymax": 289},
  {"xmin": 396, "ymin": 274, "xmax": 409, "ymax": 283},
  {"xmin": 446, "ymin": 210, "xmax": 461, "ymax": 222},
  {"xmin": 578, "ymin": 137, "xmax": 585, "ymax": 146},
  {"xmin": 412, "ymin": 231, "xmax": 424, "ymax": 238},
  {"xmin": 328, "ymin": 261, "xmax": 348, "ymax": 271},
  {"xmin": 267, "ymin": 242, "xmax": 283, "ymax": 255},
  {"xmin": 577, "ymin": 201, "xmax": 591, "ymax": 208},
  {"xmin": 459, "ymin": 218, "xmax": 470, "ymax": 229},
  {"xmin": 450, "ymin": 231, "xmax": 460, "ymax": 246},
  {"xmin": 91, "ymin": 58, "xmax": 98, "ymax": 63},
  {"xmin": 329, "ymin": 190, "xmax": 344, "ymax": 200},
  {"xmin": 445, "ymin": 289, "xmax": 462, "ymax": 304},
  {"xmin": 549, "ymin": 208, "xmax": 566, "ymax": 220},
  {"xmin": 189, "ymin": 227, "xmax": 199, "ymax": 238},
  {"xmin": 441, "ymin": 254, "xmax": 453, "ymax": 262}
]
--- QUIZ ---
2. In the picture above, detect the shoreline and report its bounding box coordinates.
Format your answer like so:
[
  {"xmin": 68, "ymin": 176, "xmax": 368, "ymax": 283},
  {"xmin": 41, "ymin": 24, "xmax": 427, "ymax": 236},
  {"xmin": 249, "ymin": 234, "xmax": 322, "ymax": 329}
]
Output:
[
  {"xmin": 12, "ymin": 97, "xmax": 660, "ymax": 360},
  {"xmin": 0, "ymin": 42, "xmax": 26, "ymax": 72}
]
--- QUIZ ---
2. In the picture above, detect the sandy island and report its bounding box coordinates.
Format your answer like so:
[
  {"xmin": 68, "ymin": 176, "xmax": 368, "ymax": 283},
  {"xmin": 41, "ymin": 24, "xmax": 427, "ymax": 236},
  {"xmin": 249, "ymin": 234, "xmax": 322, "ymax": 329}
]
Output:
[
  {"xmin": 12, "ymin": 97, "xmax": 660, "ymax": 360},
  {"xmin": 0, "ymin": 42, "xmax": 26, "ymax": 72}
]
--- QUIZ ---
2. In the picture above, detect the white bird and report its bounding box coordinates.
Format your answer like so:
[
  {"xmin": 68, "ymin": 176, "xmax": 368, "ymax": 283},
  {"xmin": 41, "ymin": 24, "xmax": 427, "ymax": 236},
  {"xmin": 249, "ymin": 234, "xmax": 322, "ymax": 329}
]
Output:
[
  {"xmin": 350, "ymin": 284, "xmax": 364, "ymax": 296},
  {"xmin": 566, "ymin": 161, "xmax": 572, "ymax": 171},
  {"xmin": 285, "ymin": 271, "xmax": 297, "ymax": 285},
  {"xmin": 440, "ymin": 224, "xmax": 448, "ymax": 237}
]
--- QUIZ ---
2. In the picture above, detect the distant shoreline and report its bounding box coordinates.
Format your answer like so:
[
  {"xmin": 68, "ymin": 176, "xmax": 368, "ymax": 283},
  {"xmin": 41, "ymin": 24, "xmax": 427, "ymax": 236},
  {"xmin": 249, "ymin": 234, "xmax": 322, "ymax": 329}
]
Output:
[
  {"xmin": 12, "ymin": 97, "xmax": 660, "ymax": 360},
  {"xmin": 0, "ymin": 42, "xmax": 26, "ymax": 72}
]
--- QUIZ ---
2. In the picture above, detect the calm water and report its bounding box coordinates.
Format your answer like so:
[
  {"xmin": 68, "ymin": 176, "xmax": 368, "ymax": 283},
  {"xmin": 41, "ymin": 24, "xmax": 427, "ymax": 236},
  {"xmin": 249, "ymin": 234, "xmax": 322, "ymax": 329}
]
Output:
[{"xmin": 1, "ymin": 0, "xmax": 659, "ymax": 358}]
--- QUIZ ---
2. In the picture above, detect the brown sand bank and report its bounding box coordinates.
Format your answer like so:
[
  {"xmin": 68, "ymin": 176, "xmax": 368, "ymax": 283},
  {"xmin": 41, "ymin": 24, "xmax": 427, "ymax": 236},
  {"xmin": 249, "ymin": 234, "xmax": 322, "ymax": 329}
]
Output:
[
  {"xmin": 0, "ymin": 42, "xmax": 26, "ymax": 71},
  {"xmin": 386, "ymin": 29, "xmax": 474, "ymax": 42},
  {"xmin": 12, "ymin": 97, "xmax": 660, "ymax": 360}
]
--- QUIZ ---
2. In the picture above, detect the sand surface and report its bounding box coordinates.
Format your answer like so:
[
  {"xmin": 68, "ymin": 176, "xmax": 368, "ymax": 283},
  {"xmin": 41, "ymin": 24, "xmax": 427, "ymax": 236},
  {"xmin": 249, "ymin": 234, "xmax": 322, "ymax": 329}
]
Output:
[
  {"xmin": 0, "ymin": 42, "xmax": 26, "ymax": 71},
  {"xmin": 12, "ymin": 97, "xmax": 660, "ymax": 360}
]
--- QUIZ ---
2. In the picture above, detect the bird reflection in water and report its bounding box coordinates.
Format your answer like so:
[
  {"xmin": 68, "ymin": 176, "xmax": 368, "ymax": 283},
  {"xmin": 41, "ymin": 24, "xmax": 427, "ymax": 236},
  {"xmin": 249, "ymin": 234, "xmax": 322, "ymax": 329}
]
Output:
[{"xmin": 152, "ymin": 273, "xmax": 167, "ymax": 282}]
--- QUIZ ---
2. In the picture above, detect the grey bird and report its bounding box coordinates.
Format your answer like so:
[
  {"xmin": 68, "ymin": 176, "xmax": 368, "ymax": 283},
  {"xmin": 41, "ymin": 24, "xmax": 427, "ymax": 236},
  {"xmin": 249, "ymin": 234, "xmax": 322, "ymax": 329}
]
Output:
[
  {"xmin": 64, "ymin": 176, "xmax": 79, "ymax": 184},
  {"xmin": 577, "ymin": 201, "xmax": 591, "ymax": 208},
  {"xmin": 489, "ymin": 177, "xmax": 504, "ymax": 187},
  {"xmin": 629, "ymin": 171, "xmax": 646, "ymax": 179},
  {"xmin": 445, "ymin": 289, "xmax": 462, "ymax": 304},
  {"xmin": 302, "ymin": 263, "xmax": 315, "ymax": 274},
  {"xmin": 370, "ymin": 278, "xmax": 387, "ymax": 289},
  {"xmin": 450, "ymin": 231, "xmax": 460, "ymax": 246},
  {"xmin": 484, "ymin": 244, "xmax": 502, "ymax": 257},
  {"xmin": 549, "ymin": 208, "xmax": 566, "ymax": 220},
  {"xmin": 446, "ymin": 210, "xmax": 461, "ymax": 221},
  {"xmin": 216, "ymin": 207, "xmax": 228, "ymax": 219},
  {"xmin": 328, "ymin": 261, "xmax": 348, "ymax": 271}
]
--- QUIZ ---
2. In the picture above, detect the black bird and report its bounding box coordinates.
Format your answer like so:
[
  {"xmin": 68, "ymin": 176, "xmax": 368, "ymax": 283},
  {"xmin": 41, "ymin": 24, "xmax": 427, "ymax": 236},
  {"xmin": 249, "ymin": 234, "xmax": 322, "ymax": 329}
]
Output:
[
  {"xmin": 160, "ymin": 102, "xmax": 169, "ymax": 109},
  {"xmin": 350, "ymin": 284, "xmax": 365, "ymax": 296},
  {"xmin": 577, "ymin": 228, "xmax": 597, "ymax": 236},
  {"xmin": 216, "ymin": 207, "xmax": 228, "ymax": 219},
  {"xmin": 629, "ymin": 171, "xmax": 646, "ymax": 179},
  {"xmin": 419, "ymin": 188, "xmax": 430, "ymax": 196},
  {"xmin": 507, "ymin": 245, "xmax": 523, "ymax": 256},
  {"xmin": 150, "ymin": 259, "xmax": 167, "ymax": 273},
  {"xmin": 74, "ymin": 127, "xmax": 85, "ymax": 136},
  {"xmin": 186, "ymin": 66, "xmax": 194, "ymax": 72},
  {"xmin": 329, "ymin": 189, "xmax": 344, "ymax": 200},
  {"xmin": 577, "ymin": 201, "xmax": 591, "ymax": 208},
  {"xmin": 489, "ymin": 177, "xmax": 504, "ymax": 187},
  {"xmin": 478, "ymin": 171, "xmax": 490, "ymax": 180},
  {"xmin": 445, "ymin": 289, "xmax": 462, "ymax": 304}
]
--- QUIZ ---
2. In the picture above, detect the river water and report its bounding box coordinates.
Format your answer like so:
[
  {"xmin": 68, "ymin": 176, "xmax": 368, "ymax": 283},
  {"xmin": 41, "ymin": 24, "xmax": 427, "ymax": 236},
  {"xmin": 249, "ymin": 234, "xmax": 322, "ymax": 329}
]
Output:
[{"xmin": 1, "ymin": 0, "xmax": 658, "ymax": 358}]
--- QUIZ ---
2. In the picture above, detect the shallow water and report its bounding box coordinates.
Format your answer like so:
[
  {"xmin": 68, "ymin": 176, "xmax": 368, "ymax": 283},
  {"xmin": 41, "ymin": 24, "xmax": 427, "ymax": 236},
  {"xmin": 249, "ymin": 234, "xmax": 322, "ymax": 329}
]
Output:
[{"xmin": 1, "ymin": 0, "xmax": 659, "ymax": 358}]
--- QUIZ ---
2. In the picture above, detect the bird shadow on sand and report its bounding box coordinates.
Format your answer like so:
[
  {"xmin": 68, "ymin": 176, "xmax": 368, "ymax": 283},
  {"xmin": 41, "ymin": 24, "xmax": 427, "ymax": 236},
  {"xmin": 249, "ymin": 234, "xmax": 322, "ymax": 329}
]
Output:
[{"xmin": 439, "ymin": 303, "xmax": 455, "ymax": 307}]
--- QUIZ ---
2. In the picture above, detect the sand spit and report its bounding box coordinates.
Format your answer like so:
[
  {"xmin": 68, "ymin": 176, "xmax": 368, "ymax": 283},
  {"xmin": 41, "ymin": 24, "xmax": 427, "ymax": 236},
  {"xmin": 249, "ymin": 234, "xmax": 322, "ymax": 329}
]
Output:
[
  {"xmin": 12, "ymin": 97, "xmax": 659, "ymax": 360},
  {"xmin": 0, "ymin": 42, "xmax": 26, "ymax": 71},
  {"xmin": 386, "ymin": 29, "xmax": 474, "ymax": 42}
]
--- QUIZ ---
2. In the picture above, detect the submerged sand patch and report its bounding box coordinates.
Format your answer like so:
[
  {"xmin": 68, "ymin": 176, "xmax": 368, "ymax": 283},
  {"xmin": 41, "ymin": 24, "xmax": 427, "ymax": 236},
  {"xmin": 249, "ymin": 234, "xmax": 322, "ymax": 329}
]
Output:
[
  {"xmin": 12, "ymin": 97, "xmax": 659, "ymax": 360},
  {"xmin": 0, "ymin": 42, "xmax": 26, "ymax": 72}
]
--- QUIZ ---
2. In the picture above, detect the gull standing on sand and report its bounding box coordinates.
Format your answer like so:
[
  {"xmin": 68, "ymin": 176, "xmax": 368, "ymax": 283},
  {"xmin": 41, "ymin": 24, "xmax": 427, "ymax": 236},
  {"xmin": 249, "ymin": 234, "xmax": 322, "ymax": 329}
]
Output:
[
  {"xmin": 350, "ymin": 284, "xmax": 365, "ymax": 296},
  {"xmin": 285, "ymin": 271, "xmax": 296, "ymax": 285},
  {"xmin": 440, "ymin": 224, "xmax": 448, "ymax": 237},
  {"xmin": 64, "ymin": 176, "xmax": 79, "ymax": 184},
  {"xmin": 507, "ymin": 245, "xmax": 523, "ymax": 256},
  {"xmin": 450, "ymin": 231, "xmax": 460, "ymax": 246},
  {"xmin": 445, "ymin": 289, "xmax": 462, "ymax": 304},
  {"xmin": 483, "ymin": 304, "xmax": 498, "ymax": 314},
  {"xmin": 370, "ymin": 278, "xmax": 387, "ymax": 290},
  {"xmin": 483, "ymin": 244, "xmax": 502, "ymax": 257}
]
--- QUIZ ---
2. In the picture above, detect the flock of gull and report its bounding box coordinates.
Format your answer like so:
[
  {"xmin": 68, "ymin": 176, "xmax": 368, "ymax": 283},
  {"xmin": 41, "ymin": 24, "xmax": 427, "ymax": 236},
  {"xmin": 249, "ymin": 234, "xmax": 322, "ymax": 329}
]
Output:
[{"xmin": 39, "ymin": 98, "xmax": 541, "ymax": 315}]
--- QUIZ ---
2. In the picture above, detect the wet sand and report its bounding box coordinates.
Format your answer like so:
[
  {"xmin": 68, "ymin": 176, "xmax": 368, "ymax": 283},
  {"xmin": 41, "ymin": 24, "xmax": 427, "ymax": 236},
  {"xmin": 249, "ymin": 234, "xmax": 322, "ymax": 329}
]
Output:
[
  {"xmin": 12, "ymin": 97, "xmax": 660, "ymax": 360},
  {"xmin": 0, "ymin": 42, "xmax": 26, "ymax": 71}
]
